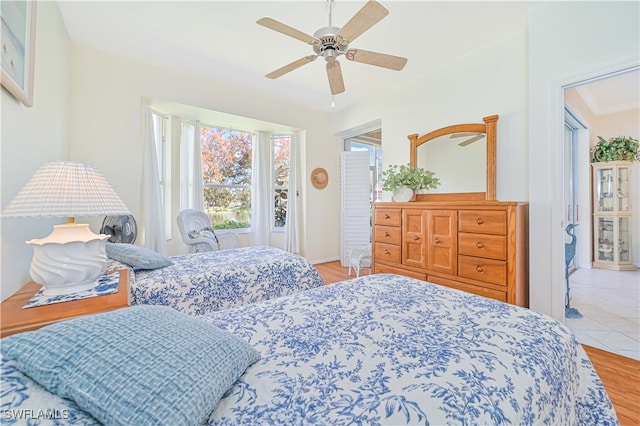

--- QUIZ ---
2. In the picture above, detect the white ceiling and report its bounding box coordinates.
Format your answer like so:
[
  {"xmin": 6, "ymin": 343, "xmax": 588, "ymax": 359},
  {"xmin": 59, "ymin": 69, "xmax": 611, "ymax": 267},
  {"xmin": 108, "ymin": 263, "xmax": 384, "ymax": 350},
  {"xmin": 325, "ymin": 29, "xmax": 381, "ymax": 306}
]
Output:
[
  {"xmin": 57, "ymin": 0, "xmax": 539, "ymax": 113},
  {"xmin": 573, "ymin": 69, "xmax": 640, "ymax": 116}
]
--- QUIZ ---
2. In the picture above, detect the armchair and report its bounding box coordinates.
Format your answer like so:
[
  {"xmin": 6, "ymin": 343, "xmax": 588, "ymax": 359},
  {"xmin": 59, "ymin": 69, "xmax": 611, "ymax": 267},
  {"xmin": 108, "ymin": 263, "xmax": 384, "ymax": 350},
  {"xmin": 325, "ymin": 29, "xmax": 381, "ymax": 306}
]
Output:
[{"xmin": 177, "ymin": 209, "xmax": 239, "ymax": 253}]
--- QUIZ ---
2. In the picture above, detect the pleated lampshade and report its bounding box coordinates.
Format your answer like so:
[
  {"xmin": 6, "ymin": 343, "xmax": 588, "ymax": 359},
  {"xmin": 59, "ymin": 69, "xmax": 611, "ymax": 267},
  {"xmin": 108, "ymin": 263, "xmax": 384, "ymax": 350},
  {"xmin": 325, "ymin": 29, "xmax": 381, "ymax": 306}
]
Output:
[{"xmin": 2, "ymin": 161, "xmax": 130, "ymax": 218}]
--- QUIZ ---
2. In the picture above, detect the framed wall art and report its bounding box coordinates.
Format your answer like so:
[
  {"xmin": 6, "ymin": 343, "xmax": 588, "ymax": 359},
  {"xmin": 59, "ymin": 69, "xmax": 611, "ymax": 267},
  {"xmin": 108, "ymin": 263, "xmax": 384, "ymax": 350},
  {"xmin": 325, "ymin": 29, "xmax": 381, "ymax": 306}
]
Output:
[{"xmin": 1, "ymin": 1, "xmax": 36, "ymax": 107}]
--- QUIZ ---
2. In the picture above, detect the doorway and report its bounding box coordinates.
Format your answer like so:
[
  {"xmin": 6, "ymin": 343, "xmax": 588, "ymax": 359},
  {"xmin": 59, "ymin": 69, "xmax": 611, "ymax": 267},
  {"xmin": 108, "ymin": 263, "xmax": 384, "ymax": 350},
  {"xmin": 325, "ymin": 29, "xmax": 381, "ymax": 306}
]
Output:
[
  {"xmin": 338, "ymin": 123, "xmax": 382, "ymax": 266},
  {"xmin": 343, "ymin": 129, "xmax": 383, "ymax": 202},
  {"xmin": 563, "ymin": 67, "xmax": 639, "ymax": 268},
  {"xmin": 562, "ymin": 67, "xmax": 640, "ymax": 360}
]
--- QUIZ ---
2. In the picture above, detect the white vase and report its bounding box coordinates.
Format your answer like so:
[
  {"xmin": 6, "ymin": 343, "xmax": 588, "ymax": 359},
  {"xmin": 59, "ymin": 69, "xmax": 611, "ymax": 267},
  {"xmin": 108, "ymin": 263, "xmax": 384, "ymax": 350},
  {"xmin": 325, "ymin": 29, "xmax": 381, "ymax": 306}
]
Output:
[{"xmin": 392, "ymin": 186, "xmax": 415, "ymax": 202}]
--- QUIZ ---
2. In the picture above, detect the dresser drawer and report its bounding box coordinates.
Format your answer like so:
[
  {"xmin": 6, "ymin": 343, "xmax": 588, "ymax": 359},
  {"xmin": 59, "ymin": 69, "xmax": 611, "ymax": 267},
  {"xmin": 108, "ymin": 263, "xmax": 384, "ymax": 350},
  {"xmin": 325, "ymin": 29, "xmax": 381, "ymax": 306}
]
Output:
[
  {"xmin": 459, "ymin": 210, "xmax": 507, "ymax": 235},
  {"xmin": 458, "ymin": 233, "xmax": 507, "ymax": 260},
  {"xmin": 458, "ymin": 255, "xmax": 506, "ymax": 286},
  {"xmin": 374, "ymin": 263, "xmax": 427, "ymax": 281},
  {"xmin": 374, "ymin": 242, "xmax": 402, "ymax": 264},
  {"xmin": 374, "ymin": 209, "xmax": 402, "ymax": 227},
  {"xmin": 428, "ymin": 275, "xmax": 507, "ymax": 302},
  {"xmin": 374, "ymin": 225, "xmax": 402, "ymax": 245}
]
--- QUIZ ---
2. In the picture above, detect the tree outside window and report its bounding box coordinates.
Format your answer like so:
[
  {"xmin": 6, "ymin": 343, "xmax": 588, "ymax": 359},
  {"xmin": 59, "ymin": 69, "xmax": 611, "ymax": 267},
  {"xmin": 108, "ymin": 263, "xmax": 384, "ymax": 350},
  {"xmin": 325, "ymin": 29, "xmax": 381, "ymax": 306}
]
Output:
[
  {"xmin": 272, "ymin": 135, "xmax": 290, "ymax": 229},
  {"xmin": 200, "ymin": 125, "xmax": 252, "ymax": 229}
]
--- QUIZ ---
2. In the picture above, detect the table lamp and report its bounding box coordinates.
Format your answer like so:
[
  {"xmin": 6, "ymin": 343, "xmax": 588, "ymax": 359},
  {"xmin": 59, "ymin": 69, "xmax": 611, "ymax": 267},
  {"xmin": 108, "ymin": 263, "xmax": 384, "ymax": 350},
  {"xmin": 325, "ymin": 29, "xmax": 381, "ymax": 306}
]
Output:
[{"xmin": 2, "ymin": 161, "xmax": 130, "ymax": 295}]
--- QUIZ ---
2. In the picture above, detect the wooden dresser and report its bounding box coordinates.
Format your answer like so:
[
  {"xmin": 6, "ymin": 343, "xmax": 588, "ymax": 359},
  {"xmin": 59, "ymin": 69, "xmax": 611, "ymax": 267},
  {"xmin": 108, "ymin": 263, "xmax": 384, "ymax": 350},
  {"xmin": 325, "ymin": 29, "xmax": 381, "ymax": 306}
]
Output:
[{"xmin": 372, "ymin": 201, "xmax": 528, "ymax": 307}]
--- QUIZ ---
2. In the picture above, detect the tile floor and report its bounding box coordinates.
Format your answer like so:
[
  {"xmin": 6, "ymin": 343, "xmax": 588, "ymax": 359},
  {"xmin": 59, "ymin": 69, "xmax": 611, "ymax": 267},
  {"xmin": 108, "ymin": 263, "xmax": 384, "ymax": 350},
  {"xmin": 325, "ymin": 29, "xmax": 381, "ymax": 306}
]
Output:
[{"xmin": 565, "ymin": 267, "xmax": 640, "ymax": 360}]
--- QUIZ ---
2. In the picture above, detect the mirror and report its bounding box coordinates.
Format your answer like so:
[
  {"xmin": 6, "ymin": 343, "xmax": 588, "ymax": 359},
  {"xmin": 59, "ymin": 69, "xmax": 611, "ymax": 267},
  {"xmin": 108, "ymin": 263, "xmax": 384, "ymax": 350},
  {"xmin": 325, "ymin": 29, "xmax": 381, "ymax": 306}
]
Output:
[{"xmin": 408, "ymin": 115, "xmax": 498, "ymax": 201}]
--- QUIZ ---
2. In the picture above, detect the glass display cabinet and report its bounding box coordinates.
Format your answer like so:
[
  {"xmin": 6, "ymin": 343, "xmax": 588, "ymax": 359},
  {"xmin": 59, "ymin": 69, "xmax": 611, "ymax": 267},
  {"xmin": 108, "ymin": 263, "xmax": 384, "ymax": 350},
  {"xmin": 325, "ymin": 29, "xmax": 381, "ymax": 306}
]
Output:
[{"xmin": 592, "ymin": 161, "xmax": 636, "ymax": 270}]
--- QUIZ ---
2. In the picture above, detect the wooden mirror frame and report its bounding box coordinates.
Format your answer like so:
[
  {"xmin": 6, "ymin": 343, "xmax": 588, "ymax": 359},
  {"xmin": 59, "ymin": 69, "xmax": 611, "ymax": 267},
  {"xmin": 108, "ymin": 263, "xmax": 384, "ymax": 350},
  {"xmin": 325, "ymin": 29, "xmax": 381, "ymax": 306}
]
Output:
[{"xmin": 408, "ymin": 114, "xmax": 498, "ymax": 201}]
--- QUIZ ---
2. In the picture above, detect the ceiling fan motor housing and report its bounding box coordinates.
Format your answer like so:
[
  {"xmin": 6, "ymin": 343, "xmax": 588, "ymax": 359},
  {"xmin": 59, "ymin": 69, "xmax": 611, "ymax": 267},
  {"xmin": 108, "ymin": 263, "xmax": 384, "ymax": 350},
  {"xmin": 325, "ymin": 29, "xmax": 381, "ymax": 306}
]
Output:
[{"xmin": 313, "ymin": 26, "xmax": 348, "ymax": 58}]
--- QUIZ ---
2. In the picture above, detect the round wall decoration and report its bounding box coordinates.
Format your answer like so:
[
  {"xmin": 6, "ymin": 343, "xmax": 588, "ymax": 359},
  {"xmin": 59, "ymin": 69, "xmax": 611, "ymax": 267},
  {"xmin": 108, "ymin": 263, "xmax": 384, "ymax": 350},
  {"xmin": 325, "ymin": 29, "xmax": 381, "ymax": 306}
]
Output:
[{"xmin": 311, "ymin": 167, "xmax": 328, "ymax": 190}]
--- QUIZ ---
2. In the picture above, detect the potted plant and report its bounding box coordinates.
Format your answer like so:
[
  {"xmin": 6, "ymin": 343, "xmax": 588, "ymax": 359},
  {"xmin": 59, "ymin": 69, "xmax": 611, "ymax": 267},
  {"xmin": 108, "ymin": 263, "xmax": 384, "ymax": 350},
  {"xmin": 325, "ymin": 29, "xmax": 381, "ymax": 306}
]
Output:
[
  {"xmin": 591, "ymin": 136, "xmax": 640, "ymax": 163},
  {"xmin": 382, "ymin": 164, "xmax": 440, "ymax": 202}
]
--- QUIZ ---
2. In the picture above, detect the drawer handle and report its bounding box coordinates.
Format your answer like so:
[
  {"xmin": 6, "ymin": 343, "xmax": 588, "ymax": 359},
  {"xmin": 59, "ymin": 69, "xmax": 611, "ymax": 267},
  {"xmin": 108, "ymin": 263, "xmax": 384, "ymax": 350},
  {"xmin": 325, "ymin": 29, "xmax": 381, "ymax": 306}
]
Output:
[
  {"xmin": 414, "ymin": 235, "xmax": 420, "ymax": 241},
  {"xmin": 384, "ymin": 249, "xmax": 390, "ymax": 255},
  {"xmin": 385, "ymin": 232, "xmax": 390, "ymax": 238},
  {"xmin": 384, "ymin": 214, "xmax": 390, "ymax": 219},
  {"xmin": 434, "ymin": 237, "xmax": 441, "ymax": 244},
  {"xmin": 476, "ymin": 266, "xmax": 485, "ymax": 273},
  {"xmin": 476, "ymin": 218, "xmax": 484, "ymax": 225},
  {"xmin": 476, "ymin": 242, "xmax": 484, "ymax": 249}
]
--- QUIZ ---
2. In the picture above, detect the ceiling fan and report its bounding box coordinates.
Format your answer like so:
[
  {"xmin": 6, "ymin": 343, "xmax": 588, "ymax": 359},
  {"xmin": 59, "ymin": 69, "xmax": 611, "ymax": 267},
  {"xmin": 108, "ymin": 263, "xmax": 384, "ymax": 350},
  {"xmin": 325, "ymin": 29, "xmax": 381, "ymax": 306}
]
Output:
[
  {"xmin": 257, "ymin": 0, "xmax": 408, "ymax": 95},
  {"xmin": 450, "ymin": 132, "xmax": 486, "ymax": 147}
]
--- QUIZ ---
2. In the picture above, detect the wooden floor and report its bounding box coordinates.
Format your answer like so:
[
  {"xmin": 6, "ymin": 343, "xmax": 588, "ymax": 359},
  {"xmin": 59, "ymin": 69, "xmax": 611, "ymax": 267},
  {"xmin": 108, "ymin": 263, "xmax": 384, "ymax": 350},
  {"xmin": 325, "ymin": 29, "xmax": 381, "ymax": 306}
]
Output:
[{"xmin": 314, "ymin": 261, "xmax": 640, "ymax": 425}]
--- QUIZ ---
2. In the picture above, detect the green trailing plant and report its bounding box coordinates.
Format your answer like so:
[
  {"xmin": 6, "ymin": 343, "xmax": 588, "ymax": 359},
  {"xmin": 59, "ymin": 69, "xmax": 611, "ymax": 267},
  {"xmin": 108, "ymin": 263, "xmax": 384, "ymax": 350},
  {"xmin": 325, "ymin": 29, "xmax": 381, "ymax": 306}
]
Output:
[
  {"xmin": 591, "ymin": 135, "xmax": 639, "ymax": 163},
  {"xmin": 381, "ymin": 164, "xmax": 440, "ymax": 192}
]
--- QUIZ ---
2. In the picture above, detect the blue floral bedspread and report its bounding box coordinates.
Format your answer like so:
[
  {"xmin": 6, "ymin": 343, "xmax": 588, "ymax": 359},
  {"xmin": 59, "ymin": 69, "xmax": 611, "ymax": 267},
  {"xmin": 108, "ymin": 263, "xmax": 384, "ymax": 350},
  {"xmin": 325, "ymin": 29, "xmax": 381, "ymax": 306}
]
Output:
[
  {"xmin": 124, "ymin": 246, "xmax": 325, "ymax": 316},
  {"xmin": 203, "ymin": 274, "xmax": 619, "ymax": 425},
  {"xmin": 0, "ymin": 274, "xmax": 618, "ymax": 425}
]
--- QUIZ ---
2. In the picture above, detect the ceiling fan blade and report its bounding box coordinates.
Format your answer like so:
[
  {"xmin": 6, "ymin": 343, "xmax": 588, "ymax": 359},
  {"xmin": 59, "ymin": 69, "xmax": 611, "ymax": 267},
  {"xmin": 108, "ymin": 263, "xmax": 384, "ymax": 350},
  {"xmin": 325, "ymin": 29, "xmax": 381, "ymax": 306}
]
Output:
[
  {"xmin": 336, "ymin": 0, "xmax": 389, "ymax": 44},
  {"xmin": 266, "ymin": 55, "xmax": 317, "ymax": 79},
  {"xmin": 458, "ymin": 135, "xmax": 485, "ymax": 147},
  {"xmin": 257, "ymin": 17, "xmax": 319, "ymax": 45},
  {"xmin": 326, "ymin": 59, "xmax": 345, "ymax": 95},
  {"xmin": 450, "ymin": 132, "xmax": 483, "ymax": 138},
  {"xmin": 345, "ymin": 49, "xmax": 407, "ymax": 71}
]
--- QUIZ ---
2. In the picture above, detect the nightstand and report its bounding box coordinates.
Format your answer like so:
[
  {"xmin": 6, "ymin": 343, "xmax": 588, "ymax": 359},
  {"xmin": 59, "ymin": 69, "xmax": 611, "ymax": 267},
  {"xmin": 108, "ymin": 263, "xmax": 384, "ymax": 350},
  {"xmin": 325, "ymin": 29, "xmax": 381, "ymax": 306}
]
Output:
[{"xmin": 0, "ymin": 269, "xmax": 130, "ymax": 338}]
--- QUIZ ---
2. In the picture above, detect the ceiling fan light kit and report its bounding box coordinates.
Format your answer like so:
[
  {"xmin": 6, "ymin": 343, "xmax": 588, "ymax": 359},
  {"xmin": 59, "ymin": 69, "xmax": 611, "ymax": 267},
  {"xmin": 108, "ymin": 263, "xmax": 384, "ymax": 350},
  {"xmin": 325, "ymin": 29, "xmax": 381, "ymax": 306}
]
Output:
[{"xmin": 257, "ymin": 0, "xmax": 408, "ymax": 96}]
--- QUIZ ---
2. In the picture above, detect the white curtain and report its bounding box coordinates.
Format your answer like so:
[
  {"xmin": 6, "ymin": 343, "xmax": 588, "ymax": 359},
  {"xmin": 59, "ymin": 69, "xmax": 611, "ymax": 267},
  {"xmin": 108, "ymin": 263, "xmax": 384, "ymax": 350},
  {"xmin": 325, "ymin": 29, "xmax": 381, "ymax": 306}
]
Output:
[
  {"xmin": 180, "ymin": 120, "xmax": 204, "ymax": 211},
  {"xmin": 251, "ymin": 131, "xmax": 270, "ymax": 246},
  {"xmin": 284, "ymin": 136, "xmax": 300, "ymax": 253},
  {"xmin": 142, "ymin": 107, "xmax": 167, "ymax": 254},
  {"xmin": 177, "ymin": 120, "xmax": 204, "ymax": 254}
]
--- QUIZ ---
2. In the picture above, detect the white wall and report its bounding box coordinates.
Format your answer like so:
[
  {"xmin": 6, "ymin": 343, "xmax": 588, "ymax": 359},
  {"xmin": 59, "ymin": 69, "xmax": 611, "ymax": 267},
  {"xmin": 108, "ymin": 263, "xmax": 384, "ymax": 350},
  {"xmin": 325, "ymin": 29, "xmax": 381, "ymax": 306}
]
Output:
[
  {"xmin": 529, "ymin": 1, "xmax": 639, "ymax": 319},
  {"xmin": 0, "ymin": 2, "xmax": 71, "ymax": 300},
  {"xmin": 333, "ymin": 29, "xmax": 529, "ymax": 203},
  {"xmin": 67, "ymin": 43, "xmax": 340, "ymax": 264}
]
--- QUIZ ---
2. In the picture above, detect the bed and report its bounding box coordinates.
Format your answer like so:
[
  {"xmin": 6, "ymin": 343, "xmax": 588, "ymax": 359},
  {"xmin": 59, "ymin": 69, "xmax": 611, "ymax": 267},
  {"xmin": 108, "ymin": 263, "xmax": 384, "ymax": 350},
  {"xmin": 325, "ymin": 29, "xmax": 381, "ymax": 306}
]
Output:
[
  {"xmin": 109, "ymin": 245, "xmax": 325, "ymax": 315},
  {"xmin": 0, "ymin": 274, "xmax": 618, "ymax": 425}
]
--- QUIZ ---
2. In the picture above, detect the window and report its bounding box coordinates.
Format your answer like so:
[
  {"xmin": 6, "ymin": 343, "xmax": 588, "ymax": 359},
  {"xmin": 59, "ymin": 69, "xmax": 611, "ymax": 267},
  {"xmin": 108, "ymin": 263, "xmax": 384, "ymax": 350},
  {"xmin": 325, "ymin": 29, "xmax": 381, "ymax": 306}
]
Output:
[
  {"xmin": 200, "ymin": 125, "xmax": 253, "ymax": 230},
  {"xmin": 272, "ymin": 135, "xmax": 291, "ymax": 230}
]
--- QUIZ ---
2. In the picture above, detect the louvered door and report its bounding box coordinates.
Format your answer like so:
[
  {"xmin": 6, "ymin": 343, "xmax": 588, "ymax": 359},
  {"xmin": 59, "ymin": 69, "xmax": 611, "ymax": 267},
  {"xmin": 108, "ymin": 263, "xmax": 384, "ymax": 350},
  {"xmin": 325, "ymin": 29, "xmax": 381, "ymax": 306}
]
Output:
[{"xmin": 340, "ymin": 151, "xmax": 371, "ymax": 266}]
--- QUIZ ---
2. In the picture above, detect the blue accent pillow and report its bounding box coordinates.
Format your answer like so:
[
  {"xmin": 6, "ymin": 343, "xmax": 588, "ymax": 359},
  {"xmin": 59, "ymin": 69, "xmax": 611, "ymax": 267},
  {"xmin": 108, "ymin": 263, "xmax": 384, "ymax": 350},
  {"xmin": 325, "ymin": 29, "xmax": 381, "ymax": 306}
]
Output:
[
  {"xmin": 1, "ymin": 305, "xmax": 260, "ymax": 426},
  {"xmin": 106, "ymin": 242, "xmax": 172, "ymax": 270}
]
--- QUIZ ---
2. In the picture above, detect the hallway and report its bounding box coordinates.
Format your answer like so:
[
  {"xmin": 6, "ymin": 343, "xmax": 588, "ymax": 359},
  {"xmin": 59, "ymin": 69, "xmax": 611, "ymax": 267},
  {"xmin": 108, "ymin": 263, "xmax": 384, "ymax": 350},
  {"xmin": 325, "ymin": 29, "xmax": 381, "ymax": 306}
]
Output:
[{"xmin": 565, "ymin": 267, "xmax": 640, "ymax": 360}]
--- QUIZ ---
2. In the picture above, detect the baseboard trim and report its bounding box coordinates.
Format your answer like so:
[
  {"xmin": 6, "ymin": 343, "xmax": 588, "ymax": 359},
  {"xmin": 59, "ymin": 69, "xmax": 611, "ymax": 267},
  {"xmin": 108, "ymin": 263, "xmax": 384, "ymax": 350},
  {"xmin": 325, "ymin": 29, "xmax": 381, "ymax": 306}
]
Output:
[{"xmin": 310, "ymin": 257, "xmax": 340, "ymax": 265}]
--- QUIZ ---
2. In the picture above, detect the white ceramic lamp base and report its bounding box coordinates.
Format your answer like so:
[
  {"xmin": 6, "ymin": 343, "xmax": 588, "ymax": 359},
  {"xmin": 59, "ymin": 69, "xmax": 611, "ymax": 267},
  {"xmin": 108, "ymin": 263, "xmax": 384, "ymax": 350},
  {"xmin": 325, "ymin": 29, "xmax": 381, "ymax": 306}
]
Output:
[{"xmin": 27, "ymin": 223, "xmax": 109, "ymax": 296}]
